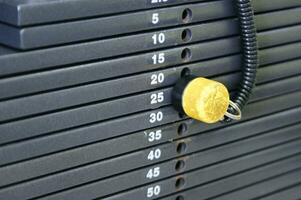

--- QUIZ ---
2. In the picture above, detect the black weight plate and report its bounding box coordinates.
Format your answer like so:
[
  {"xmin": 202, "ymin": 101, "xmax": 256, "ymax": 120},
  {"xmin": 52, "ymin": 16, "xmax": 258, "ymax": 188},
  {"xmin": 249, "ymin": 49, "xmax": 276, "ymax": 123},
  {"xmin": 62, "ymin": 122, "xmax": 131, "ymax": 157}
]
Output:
[
  {"xmin": 0, "ymin": 0, "xmax": 207, "ymax": 26},
  {"xmin": 0, "ymin": 21, "xmax": 239, "ymax": 77},
  {"xmin": 260, "ymin": 184, "xmax": 301, "ymax": 200},
  {"xmin": 2, "ymin": 11, "xmax": 301, "ymax": 99},
  {"xmin": 212, "ymin": 169, "xmax": 301, "ymax": 200},
  {"xmin": 0, "ymin": 0, "xmax": 235, "ymax": 49},
  {"xmin": 159, "ymin": 157, "xmax": 301, "ymax": 200},
  {"xmin": 0, "ymin": 77, "xmax": 300, "ymax": 166},
  {"xmin": 1, "ymin": 114, "xmax": 301, "ymax": 199},
  {"xmin": 2, "ymin": 1, "xmax": 300, "ymax": 49},
  {"xmin": 0, "ymin": 60, "xmax": 299, "ymax": 144},
  {"xmin": 100, "ymin": 144, "xmax": 301, "ymax": 200},
  {"xmin": 0, "ymin": 75, "xmax": 300, "ymax": 164}
]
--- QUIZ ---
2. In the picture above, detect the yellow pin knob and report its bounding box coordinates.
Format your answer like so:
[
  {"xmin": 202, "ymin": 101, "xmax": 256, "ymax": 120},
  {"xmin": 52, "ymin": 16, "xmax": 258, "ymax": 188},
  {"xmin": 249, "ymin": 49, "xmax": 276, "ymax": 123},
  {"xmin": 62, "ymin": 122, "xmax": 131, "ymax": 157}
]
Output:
[{"xmin": 172, "ymin": 76, "xmax": 230, "ymax": 124}]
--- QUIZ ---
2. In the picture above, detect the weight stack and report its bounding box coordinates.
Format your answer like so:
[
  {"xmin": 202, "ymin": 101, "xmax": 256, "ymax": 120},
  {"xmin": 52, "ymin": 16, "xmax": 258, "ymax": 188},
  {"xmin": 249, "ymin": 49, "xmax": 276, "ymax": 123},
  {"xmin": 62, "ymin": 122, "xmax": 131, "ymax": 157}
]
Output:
[{"xmin": 0, "ymin": 0, "xmax": 301, "ymax": 199}]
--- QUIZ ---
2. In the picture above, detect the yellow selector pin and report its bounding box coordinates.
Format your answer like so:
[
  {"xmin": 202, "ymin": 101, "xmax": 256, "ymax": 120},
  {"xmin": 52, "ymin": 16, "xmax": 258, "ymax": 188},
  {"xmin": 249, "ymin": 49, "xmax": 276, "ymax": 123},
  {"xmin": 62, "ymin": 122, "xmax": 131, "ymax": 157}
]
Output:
[{"xmin": 172, "ymin": 76, "xmax": 241, "ymax": 124}]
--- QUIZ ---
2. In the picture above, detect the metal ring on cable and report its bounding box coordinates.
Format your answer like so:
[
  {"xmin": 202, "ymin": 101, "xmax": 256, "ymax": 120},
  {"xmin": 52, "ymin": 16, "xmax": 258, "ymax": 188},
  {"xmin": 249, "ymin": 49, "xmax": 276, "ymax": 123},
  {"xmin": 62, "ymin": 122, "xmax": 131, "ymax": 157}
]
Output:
[{"xmin": 225, "ymin": 101, "xmax": 242, "ymax": 121}]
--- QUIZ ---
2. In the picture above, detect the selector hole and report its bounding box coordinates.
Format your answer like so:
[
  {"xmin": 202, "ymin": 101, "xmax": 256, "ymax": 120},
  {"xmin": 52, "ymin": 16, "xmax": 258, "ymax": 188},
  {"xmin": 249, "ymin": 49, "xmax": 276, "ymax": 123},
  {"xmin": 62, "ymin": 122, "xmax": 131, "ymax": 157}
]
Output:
[
  {"xmin": 175, "ymin": 160, "xmax": 186, "ymax": 172},
  {"xmin": 175, "ymin": 177, "xmax": 186, "ymax": 189},
  {"xmin": 176, "ymin": 195, "xmax": 185, "ymax": 200},
  {"xmin": 181, "ymin": 48, "xmax": 192, "ymax": 62},
  {"xmin": 178, "ymin": 112, "xmax": 186, "ymax": 119},
  {"xmin": 177, "ymin": 142, "xmax": 187, "ymax": 154},
  {"xmin": 181, "ymin": 29, "xmax": 192, "ymax": 42},
  {"xmin": 178, "ymin": 123, "xmax": 188, "ymax": 136},
  {"xmin": 182, "ymin": 8, "xmax": 193, "ymax": 23},
  {"xmin": 181, "ymin": 68, "xmax": 191, "ymax": 77}
]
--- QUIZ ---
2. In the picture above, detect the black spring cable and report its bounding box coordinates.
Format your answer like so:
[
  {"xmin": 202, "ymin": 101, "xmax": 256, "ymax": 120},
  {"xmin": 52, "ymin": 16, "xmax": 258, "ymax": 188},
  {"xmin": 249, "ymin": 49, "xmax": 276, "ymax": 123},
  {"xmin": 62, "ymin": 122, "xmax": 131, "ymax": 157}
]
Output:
[{"xmin": 226, "ymin": 0, "xmax": 259, "ymax": 121}]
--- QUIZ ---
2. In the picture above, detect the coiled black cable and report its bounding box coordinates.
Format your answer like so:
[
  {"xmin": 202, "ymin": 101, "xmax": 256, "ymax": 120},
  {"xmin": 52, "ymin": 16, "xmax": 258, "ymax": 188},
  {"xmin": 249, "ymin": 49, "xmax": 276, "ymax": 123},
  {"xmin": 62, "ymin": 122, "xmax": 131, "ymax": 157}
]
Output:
[
  {"xmin": 172, "ymin": 0, "xmax": 259, "ymax": 123},
  {"xmin": 226, "ymin": 0, "xmax": 259, "ymax": 120}
]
